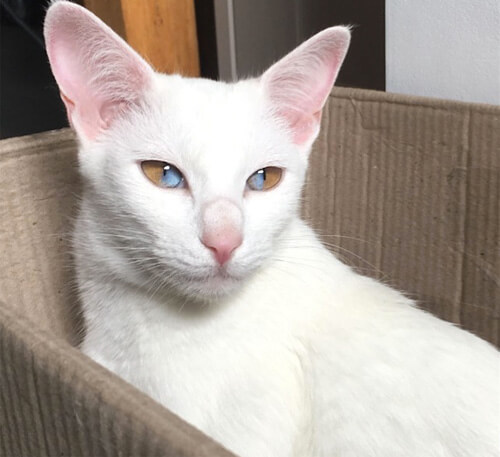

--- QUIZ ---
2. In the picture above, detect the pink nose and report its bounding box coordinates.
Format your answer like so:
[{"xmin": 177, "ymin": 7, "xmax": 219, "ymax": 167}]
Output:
[{"xmin": 201, "ymin": 229, "xmax": 243, "ymax": 266}]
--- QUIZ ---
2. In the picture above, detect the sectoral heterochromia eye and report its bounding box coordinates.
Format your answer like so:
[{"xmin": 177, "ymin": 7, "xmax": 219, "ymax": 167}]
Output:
[
  {"xmin": 141, "ymin": 161, "xmax": 186, "ymax": 189},
  {"xmin": 246, "ymin": 167, "xmax": 282, "ymax": 191}
]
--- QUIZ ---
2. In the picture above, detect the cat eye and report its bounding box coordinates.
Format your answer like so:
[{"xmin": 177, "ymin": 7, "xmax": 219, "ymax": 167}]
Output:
[
  {"xmin": 141, "ymin": 161, "xmax": 186, "ymax": 189},
  {"xmin": 246, "ymin": 167, "xmax": 282, "ymax": 191}
]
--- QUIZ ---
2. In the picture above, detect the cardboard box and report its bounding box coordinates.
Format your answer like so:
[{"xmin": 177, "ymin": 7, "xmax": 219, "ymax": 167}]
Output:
[{"xmin": 1, "ymin": 87, "xmax": 498, "ymax": 455}]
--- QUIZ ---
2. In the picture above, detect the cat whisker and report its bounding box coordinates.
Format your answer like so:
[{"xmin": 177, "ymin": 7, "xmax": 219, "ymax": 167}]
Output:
[{"xmin": 278, "ymin": 238, "xmax": 385, "ymax": 277}]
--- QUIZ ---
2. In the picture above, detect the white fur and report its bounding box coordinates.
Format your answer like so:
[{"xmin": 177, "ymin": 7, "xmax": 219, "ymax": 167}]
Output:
[{"xmin": 45, "ymin": 3, "xmax": 500, "ymax": 457}]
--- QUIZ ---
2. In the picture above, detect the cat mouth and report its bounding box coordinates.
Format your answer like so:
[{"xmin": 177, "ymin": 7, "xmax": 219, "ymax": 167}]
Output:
[
  {"xmin": 212, "ymin": 265, "xmax": 235, "ymax": 278},
  {"xmin": 172, "ymin": 269, "xmax": 241, "ymax": 299},
  {"xmin": 164, "ymin": 263, "xmax": 235, "ymax": 282},
  {"xmin": 142, "ymin": 257, "xmax": 248, "ymax": 298},
  {"xmin": 202, "ymin": 267, "xmax": 241, "ymax": 284}
]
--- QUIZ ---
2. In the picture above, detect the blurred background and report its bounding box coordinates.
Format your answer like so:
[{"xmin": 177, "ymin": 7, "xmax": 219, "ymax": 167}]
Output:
[{"xmin": 1, "ymin": 0, "xmax": 499, "ymax": 139}]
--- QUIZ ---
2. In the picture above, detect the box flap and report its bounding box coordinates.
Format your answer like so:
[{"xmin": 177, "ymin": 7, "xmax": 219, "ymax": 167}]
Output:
[
  {"xmin": 305, "ymin": 87, "xmax": 499, "ymax": 346},
  {"xmin": 0, "ymin": 129, "xmax": 82, "ymax": 343},
  {"xmin": 0, "ymin": 302, "xmax": 235, "ymax": 456}
]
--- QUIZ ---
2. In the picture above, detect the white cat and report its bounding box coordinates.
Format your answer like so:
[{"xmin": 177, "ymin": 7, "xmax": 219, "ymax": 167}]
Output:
[{"xmin": 44, "ymin": 3, "xmax": 500, "ymax": 457}]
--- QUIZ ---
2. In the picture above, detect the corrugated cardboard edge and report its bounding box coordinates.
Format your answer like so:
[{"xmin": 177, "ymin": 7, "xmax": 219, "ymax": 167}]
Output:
[
  {"xmin": 330, "ymin": 86, "xmax": 500, "ymax": 113},
  {"xmin": 0, "ymin": 128, "xmax": 75, "ymax": 159},
  {"xmin": 0, "ymin": 302, "xmax": 236, "ymax": 457}
]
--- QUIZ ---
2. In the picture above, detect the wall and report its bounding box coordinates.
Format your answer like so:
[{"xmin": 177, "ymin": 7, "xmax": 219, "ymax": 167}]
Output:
[
  {"xmin": 386, "ymin": 0, "xmax": 500, "ymax": 105},
  {"xmin": 214, "ymin": 0, "xmax": 385, "ymax": 90}
]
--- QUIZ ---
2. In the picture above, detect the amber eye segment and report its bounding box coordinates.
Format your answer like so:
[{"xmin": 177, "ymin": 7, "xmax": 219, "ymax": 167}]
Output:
[
  {"xmin": 141, "ymin": 161, "xmax": 186, "ymax": 189},
  {"xmin": 247, "ymin": 167, "xmax": 282, "ymax": 191}
]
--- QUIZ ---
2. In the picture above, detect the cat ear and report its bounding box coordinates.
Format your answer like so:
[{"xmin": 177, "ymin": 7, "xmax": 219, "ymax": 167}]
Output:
[
  {"xmin": 44, "ymin": 2, "xmax": 154, "ymax": 141},
  {"xmin": 261, "ymin": 26, "xmax": 350, "ymax": 146}
]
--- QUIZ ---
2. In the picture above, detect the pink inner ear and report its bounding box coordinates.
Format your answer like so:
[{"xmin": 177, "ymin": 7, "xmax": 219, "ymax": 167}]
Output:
[
  {"xmin": 285, "ymin": 110, "xmax": 323, "ymax": 145},
  {"xmin": 44, "ymin": 2, "xmax": 153, "ymax": 141},
  {"xmin": 49, "ymin": 36, "xmax": 105, "ymax": 139},
  {"xmin": 278, "ymin": 63, "xmax": 336, "ymax": 144},
  {"xmin": 262, "ymin": 27, "xmax": 350, "ymax": 145}
]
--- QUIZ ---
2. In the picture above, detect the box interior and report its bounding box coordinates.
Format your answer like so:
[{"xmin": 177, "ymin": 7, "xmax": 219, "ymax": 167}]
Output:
[{"xmin": 1, "ymin": 88, "xmax": 498, "ymax": 456}]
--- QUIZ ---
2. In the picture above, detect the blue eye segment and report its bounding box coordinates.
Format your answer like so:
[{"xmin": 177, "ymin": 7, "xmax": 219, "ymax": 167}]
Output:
[
  {"xmin": 248, "ymin": 169, "xmax": 265, "ymax": 190},
  {"xmin": 161, "ymin": 164, "xmax": 184, "ymax": 188}
]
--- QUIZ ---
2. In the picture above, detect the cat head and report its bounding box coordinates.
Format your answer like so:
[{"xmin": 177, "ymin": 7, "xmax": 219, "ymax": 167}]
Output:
[{"xmin": 44, "ymin": 1, "xmax": 350, "ymax": 299}]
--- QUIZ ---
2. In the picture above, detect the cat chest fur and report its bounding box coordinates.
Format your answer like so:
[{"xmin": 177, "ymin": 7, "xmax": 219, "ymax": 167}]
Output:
[{"xmin": 77, "ymin": 221, "xmax": 327, "ymax": 457}]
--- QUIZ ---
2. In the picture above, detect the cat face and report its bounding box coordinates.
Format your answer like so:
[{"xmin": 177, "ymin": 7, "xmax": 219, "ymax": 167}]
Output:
[
  {"xmin": 82, "ymin": 77, "xmax": 308, "ymax": 297},
  {"xmin": 44, "ymin": 2, "xmax": 350, "ymax": 299}
]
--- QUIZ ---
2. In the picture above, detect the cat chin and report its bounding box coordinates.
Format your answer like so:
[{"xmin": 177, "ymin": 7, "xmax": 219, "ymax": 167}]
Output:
[
  {"xmin": 133, "ymin": 267, "xmax": 247, "ymax": 303},
  {"xmin": 178, "ymin": 273, "xmax": 244, "ymax": 301}
]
